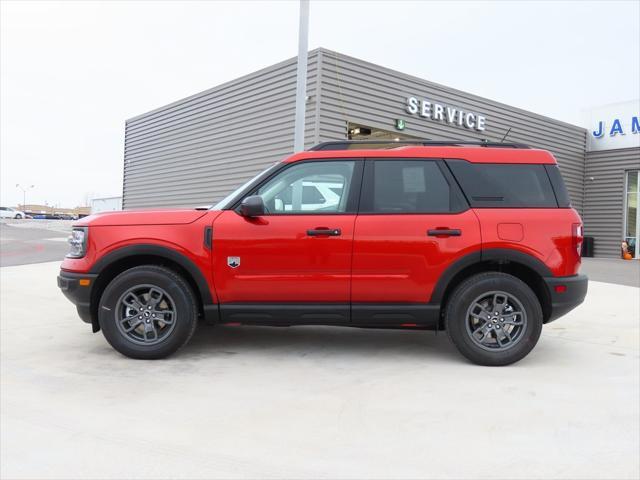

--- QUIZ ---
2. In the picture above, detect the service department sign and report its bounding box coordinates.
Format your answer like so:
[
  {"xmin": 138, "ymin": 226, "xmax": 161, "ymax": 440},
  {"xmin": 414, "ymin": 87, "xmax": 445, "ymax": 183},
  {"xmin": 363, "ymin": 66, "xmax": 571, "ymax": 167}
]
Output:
[{"xmin": 405, "ymin": 96, "xmax": 487, "ymax": 132}]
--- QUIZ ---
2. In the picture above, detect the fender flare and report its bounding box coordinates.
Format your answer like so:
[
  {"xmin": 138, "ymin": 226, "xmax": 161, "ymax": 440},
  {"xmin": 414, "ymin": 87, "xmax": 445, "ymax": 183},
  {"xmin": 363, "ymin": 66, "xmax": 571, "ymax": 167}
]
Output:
[
  {"xmin": 89, "ymin": 244, "xmax": 214, "ymax": 305},
  {"xmin": 429, "ymin": 248, "xmax": 553, "ymax": 304}
]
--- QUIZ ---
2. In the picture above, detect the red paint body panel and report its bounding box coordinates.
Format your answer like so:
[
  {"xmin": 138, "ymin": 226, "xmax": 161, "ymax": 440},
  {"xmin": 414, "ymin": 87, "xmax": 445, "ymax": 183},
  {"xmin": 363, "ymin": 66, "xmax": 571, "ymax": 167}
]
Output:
[
  {"xmin": 60, "ymin": 146, "xmax": 582, "ymax": 317},
  {"xmin": 61, "ymin": 210, "xmax": 222, "ymax": 303},
  {"xmin": 352, "ymin": 211, "xmax": 481, "ymax": 302},
  {"xmin": 74, "ymin": 209, "xmax": 208, "ymax": 227},
  {"xmin": 211, "ymin": 210, "xmax": 355, "ymax": 302},
  {"xmin": 472, "ymin": 208, "xmax": 582, "ymax": 276},
  {"xmin": 284, "ymin": 146, "xmax": 558, "ymax": 164}
]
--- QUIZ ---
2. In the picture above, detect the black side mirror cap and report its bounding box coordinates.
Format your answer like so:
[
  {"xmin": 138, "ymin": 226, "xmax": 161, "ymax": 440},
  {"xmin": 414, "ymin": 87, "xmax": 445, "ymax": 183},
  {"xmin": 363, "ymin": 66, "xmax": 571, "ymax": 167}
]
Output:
[{"xmin": 239, "ymin": 195, "xmax": 265, "ymax": 217}]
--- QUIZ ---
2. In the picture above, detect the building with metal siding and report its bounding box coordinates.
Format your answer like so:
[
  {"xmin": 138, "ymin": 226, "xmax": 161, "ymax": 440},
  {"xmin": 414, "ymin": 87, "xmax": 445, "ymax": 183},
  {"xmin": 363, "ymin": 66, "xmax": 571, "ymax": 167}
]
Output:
[
  {"xmin": 313, "ymin": 49, "xmax": 587, "ymax": 212},
  {"xmin": 584, "ymin": 148, "xmax": 640, "ymax": 257},
  {"xmin": 123, "ymin": 51, "xmax": 321, "ymax": 209},
  {"xmin": 123, "ymin": 48, "xmax": 640, "ymax": 258}
]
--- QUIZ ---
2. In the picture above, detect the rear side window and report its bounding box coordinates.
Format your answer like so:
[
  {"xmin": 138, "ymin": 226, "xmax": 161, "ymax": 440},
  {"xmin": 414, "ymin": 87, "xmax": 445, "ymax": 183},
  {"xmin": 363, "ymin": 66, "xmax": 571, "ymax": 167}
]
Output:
[
  {"xmin": 446, "ymin": 160, "xmax": 558, "ymax": 208},
  {"xmin": 361, "ymin": 160, "xmax": 466, "ymax": 213}
]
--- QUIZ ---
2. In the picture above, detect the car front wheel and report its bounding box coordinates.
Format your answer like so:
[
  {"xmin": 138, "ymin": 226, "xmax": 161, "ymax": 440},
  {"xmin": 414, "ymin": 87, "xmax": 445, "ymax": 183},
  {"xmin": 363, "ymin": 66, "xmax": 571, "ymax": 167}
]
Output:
[
  {"xmin": 445, "ymin": 272, "xmax": 543, "ymax": 366},
  {"xmin": 98, "ymin": 265, "xmax": 198, "ymax": 359},
  {"xmin": 14, "ymin": 214, "xmax": 22, "ymax": 219}
]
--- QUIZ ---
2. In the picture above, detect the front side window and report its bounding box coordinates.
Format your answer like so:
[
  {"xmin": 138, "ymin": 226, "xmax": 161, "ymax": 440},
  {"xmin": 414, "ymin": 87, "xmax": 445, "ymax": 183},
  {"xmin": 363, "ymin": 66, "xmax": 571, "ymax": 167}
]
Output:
[
  {"xmin": 362, "ymin": 160, "xmax": 464, "ymax": 213},
  {"xmin": 256, "ymin": 161, "xmax": 356, "ymax": 214}
]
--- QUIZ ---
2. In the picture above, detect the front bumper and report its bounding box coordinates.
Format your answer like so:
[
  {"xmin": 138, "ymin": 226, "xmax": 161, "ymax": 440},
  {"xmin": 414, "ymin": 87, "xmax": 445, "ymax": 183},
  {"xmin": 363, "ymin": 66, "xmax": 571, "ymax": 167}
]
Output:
[
  {"xmin": 57, "ymin": 271, "xmax": 98, "ymax": 327},
  {"xmin": 543, "ymin": 274, "xmax": 588, "ymax": 323}
]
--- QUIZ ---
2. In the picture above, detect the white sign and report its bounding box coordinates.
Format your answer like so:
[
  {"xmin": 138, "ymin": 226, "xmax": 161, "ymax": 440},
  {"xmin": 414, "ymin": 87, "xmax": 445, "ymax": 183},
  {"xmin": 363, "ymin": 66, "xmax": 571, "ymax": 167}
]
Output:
[
  {"xmin": 405, "ymin": 96, "xmax": 486, "ymax": 132},
  {"xmin": 584, "ymin": 100, "xmax": 640, "ymax": 151}
]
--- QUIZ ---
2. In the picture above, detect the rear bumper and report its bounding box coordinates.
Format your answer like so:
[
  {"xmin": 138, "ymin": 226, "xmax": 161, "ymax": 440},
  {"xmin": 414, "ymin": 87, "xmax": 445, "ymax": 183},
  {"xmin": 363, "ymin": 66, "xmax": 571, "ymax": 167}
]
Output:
[
  {"xmin": 57, "ymin": 271, "xmax": 98, "ymax": 326},
  {"xmin": 543, "ymin": 274, "xmax": 588, "ymax": 323}
]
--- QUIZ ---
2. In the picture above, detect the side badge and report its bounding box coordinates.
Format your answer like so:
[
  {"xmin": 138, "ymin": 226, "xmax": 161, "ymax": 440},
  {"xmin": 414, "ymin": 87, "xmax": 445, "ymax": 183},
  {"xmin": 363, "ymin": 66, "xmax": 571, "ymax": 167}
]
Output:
[{"xmin": 227, "ymin": 256, "xmax": 240, "ymax": 268}]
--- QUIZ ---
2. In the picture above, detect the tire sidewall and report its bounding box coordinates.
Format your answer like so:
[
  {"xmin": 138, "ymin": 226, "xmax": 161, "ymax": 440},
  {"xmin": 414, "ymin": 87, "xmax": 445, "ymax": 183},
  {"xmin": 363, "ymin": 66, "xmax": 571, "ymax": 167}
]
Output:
[
  {"xmin": 446, "ymin": 273, "xmax": 543, "ymax": 366},
  {"xmin": 98, "ymin": 267, "xmax": 196, "ymax": 359}
]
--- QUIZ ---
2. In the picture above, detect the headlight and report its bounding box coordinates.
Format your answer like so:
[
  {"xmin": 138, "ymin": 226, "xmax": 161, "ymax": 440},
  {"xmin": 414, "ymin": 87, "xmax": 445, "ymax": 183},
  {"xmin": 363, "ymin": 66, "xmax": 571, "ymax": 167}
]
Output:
[{"xmin": 67, "ymin": 227, "xmax": 88, "ymax": 258}]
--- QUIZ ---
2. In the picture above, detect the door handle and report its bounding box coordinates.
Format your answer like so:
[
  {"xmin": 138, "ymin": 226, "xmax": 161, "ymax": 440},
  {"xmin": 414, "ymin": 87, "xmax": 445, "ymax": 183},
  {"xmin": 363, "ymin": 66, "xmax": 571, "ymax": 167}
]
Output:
[
  {"xmin": 427, "ymin": 228, "xmax": 461, "ymax": 237},
  {"xmin": 307, "ymin": 228, "xmax": 341, "ymax": 237}
]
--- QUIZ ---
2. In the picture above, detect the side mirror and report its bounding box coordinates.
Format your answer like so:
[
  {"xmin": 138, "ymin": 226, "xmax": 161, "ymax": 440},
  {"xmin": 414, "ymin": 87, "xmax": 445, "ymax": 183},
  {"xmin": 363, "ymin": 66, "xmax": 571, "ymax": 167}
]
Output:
[{"xmin": 239, "ymin": 195, "xmax": 265, "ymax": 217}]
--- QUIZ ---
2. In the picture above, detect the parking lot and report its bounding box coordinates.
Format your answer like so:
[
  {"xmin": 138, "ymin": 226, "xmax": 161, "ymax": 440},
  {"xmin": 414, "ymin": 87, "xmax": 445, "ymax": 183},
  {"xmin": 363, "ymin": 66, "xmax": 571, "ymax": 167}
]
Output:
[
  {"xmin": 1, "ymin": 222, "xmax": 639, "ymax": 479},
  {"xmin": 0, "ymin": 220, "xmax": 73, "ymax": 267}
]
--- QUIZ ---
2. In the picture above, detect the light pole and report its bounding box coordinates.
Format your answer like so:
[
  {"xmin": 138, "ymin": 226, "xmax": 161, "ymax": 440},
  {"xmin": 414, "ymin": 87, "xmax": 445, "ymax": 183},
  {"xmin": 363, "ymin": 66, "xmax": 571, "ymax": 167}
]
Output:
[
  {"xmin": 15, "ymin": 184, "xmax": 34, "ymax": 209},
  {"xmin": 293, "ymin": 0, "xmax": 310, "ymax": 153}
]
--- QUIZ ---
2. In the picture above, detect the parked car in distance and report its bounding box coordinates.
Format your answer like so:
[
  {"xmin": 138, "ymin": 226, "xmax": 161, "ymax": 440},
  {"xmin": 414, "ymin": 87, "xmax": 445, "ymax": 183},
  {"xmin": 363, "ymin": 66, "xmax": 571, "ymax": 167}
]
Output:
[
  {"xmin": 58, "ymin": 140, "xmax": 588, "ymax": 365},
  {"xmin": 32, "ymin": 213, "xmax": 75, "ymax": 220},
  {"xmin": 0, "ymin": 207, "xmax": 26, "ymax": 219}
]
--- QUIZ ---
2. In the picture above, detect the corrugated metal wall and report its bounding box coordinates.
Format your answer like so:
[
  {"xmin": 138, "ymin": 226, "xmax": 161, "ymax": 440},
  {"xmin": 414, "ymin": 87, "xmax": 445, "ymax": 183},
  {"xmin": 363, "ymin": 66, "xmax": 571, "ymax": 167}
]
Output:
[
  {"xmin": 123, "ymin": 52, "xmax": 320, "ymax": 209},
  {"xmin": 124, "ymin": 48, "xmax": 588, "ymax": 211},
  {"xmin": 584, "ymin": 147, "xmax": 640, "ymax": 257},
  {"xmin": 315, "ymin": 49, "xmax": 587, "ymax": 212},
  {"xmin": 125, "ymin": 48, "xmax": 640, "ymax": 259}
]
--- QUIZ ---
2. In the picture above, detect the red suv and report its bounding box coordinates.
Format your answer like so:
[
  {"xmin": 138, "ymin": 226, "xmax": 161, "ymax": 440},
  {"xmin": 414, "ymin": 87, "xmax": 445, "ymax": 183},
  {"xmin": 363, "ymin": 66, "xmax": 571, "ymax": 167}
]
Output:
[{"xmin": 58, "ymin": 141, "xmax": 588, "ymax": 365}]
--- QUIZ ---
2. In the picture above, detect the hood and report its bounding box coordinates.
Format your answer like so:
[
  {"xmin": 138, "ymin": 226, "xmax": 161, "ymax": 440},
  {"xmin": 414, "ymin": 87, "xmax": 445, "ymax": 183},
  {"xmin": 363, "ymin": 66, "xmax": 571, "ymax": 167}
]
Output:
[{"xmin": 75, "ymin": 209, "xmax": 212, "ymax": 227}]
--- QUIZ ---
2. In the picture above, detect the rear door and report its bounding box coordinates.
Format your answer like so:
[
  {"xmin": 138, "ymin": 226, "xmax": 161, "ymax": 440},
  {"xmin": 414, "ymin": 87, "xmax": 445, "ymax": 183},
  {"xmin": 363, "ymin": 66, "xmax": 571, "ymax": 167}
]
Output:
[{"xmin": 351, "ymin": 158, "xmax": 481, "ymax": 314}]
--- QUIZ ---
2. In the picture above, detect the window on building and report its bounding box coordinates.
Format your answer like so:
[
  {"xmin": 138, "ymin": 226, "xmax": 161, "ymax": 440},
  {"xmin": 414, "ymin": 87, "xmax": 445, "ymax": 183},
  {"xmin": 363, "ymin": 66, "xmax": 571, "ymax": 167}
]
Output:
[{"xmin": 624, "ymin": 170, "xmax": 639, "ymax": 259}]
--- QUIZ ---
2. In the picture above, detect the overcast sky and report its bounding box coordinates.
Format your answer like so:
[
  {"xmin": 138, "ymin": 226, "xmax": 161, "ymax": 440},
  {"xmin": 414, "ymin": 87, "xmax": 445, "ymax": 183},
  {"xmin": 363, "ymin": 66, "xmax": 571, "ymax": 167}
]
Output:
[{"xmin": 1, "ymin": 0, "xmax": 639, "ymax": 208}]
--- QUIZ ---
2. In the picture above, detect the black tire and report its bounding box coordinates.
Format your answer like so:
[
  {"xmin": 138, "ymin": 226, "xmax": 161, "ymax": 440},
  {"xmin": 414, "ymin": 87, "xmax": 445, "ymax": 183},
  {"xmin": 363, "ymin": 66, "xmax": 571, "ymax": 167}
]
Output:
[
  {"xmin": 98, "ymin": 265, "xmax": 198, "ymax": 359},
  {"xmin": 445, "ymin": 272, "xmax": 543, "ymax": 366},
  {"xmin": 14, "ymin": 214, "xmax": 22, "ymax": 219}
]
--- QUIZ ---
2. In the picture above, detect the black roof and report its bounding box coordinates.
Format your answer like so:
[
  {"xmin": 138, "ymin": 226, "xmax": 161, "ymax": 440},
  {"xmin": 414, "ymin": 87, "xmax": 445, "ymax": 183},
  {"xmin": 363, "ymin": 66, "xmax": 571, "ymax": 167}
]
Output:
[{"xmin": 309, "ymin": 140, "xmax": 531, "ymax": 151}]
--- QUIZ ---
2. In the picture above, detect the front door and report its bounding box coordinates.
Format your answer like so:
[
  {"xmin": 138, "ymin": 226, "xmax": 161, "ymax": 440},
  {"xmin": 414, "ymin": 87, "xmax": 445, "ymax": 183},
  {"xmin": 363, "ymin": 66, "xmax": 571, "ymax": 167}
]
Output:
[
  {"xmin": 212, "ymin": 159, "xmax": 362, "ymax": 322},
  {"xmin": 351, "ymin": 159, "xmax": 481, "ymax": 321}
]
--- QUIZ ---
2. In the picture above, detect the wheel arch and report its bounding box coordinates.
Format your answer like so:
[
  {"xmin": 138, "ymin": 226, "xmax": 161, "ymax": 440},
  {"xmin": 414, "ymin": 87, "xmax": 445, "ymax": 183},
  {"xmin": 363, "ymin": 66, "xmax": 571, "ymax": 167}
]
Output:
[
  {"xmin": 432, "ymin": 249, "xmax": 553, "ymax": 328},
  {"xmin": 88, "ymin": 245, "xmax": 214, "ymax": 332}
]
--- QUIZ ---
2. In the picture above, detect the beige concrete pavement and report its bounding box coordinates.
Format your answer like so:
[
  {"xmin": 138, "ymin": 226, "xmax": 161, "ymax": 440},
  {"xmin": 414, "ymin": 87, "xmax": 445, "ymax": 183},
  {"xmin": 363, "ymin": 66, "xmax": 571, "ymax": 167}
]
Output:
[{"xmin": 1, "ymin": 261, "xmax": 639, "ymax": 479}]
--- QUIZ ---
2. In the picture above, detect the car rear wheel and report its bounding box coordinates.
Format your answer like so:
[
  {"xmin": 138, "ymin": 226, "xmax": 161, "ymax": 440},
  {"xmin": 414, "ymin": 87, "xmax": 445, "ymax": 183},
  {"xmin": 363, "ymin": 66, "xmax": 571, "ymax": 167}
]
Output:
[
  {"xmin": 445, "ymin": 272, "xmax": 543, "ymax": 366},
  {"xmin": 98, "ymin": 265, "xmax": 198, "ymax": 359}
]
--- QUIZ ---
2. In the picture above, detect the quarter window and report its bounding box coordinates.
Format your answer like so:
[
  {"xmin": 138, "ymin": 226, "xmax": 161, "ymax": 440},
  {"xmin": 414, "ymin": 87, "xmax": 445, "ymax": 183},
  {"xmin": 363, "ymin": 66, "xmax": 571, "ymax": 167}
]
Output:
[
  {"xmin": 544, "ymin": 165, "xmax": 571, "ymax": 207},
  {"xmin": 447, "ymin": 160, "xmax": 558, "ymax": 208},
  {"xmin": 255, "ymin": 161, "xmax": 356, "ymax": 214}
]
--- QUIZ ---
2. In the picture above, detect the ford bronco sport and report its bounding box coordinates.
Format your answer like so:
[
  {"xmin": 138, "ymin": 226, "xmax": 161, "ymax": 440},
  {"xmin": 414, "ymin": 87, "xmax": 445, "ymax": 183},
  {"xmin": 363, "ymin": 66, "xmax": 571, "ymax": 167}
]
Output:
[{"xmin": 58, "ymin": 141, "xmax": 588, "ymax": 365}]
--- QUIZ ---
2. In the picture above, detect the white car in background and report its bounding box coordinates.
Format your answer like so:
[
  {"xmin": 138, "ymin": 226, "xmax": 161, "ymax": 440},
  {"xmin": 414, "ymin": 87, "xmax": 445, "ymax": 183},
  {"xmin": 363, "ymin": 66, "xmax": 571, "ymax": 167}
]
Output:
[
  {"xmin": 0, "ymin": 207, "xmax": 26, "ymax": 219},
  {"xmin": 274, "ymin": 181, "xmax": 345, "ymax": 212}
]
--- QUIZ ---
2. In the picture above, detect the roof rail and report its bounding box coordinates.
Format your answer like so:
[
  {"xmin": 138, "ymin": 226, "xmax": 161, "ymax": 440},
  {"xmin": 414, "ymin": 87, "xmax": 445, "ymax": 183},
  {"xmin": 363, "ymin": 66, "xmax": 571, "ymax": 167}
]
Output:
[{"xmin": 308, "ymin": 140, "xmax": 531, "ymax": 151}]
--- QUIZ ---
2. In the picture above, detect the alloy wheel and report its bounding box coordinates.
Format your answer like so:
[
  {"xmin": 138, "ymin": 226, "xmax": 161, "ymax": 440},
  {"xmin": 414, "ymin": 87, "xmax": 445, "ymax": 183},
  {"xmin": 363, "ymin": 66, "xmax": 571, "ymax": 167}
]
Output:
[
  {"xmin": 115, "ymin": 284, "xmax": 177, "ymax": 346},
  {"xmin": 465, "ymin": 290, "xmax": 528, "ymax": 351}
]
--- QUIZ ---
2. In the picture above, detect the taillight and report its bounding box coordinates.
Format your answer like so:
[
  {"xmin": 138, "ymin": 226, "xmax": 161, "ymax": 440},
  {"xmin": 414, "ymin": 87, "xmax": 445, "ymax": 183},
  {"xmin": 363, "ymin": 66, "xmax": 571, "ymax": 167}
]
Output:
[{"xmin": 572, "ymin": 223, "xmax": 583, "ymax": 257}]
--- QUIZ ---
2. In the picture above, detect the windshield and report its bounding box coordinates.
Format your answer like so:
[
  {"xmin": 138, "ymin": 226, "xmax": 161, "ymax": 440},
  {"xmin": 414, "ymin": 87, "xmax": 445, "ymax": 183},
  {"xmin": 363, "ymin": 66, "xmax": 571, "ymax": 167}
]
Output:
[{"xmin": 211, "ymin": 162, "xmax": 281, "ymax": 210}]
